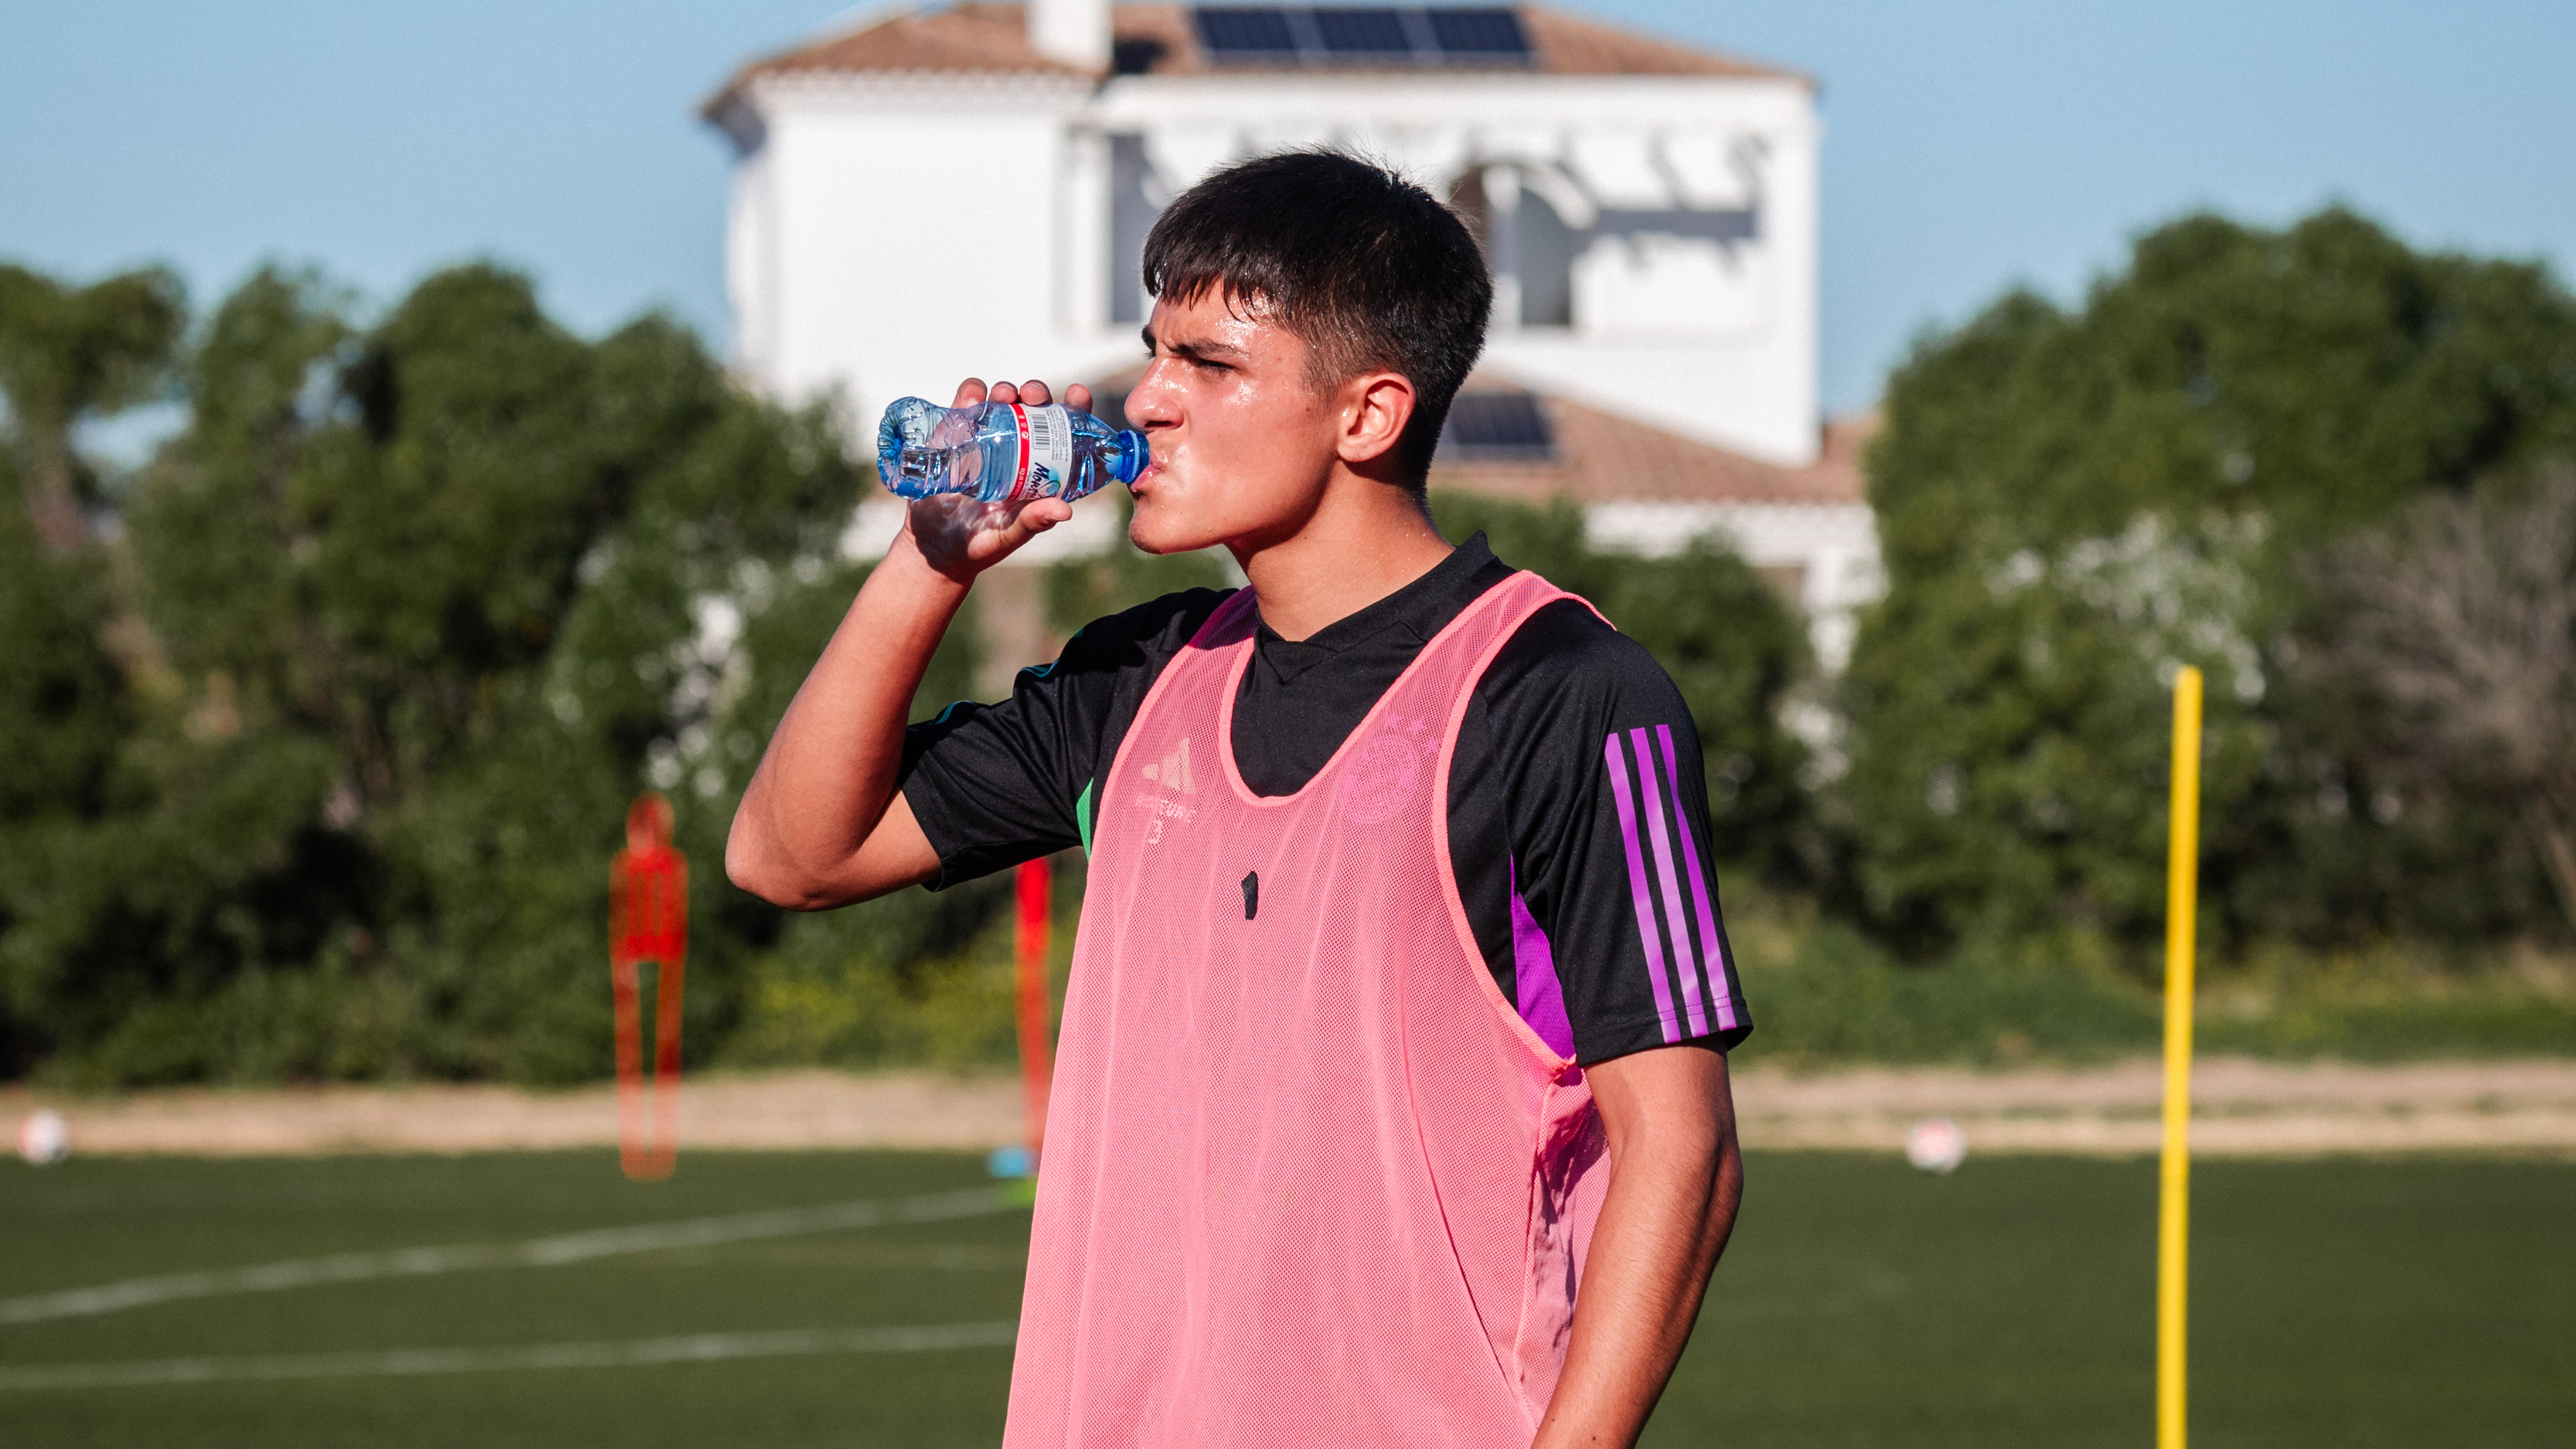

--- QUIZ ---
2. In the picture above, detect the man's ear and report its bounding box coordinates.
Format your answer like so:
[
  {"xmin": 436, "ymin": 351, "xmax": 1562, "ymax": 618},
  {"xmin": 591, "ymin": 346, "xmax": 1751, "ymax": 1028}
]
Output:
[{"xmin": 1336, "ymin": 371, "xmax": 1417, "ymax": 470}]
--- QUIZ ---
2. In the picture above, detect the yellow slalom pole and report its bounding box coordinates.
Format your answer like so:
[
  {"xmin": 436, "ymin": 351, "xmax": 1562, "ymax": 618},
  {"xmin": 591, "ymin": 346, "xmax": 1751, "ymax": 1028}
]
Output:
[{"xmin": 2159, "ymin": 667, "xmax": 2203, "ymax": 1449}]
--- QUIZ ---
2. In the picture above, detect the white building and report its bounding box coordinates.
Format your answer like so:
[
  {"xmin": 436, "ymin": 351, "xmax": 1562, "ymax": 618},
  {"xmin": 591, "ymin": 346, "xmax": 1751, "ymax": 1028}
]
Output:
[{"xmin": 703, "ymin": 3, "xmax": 1879, "ymax": 674}]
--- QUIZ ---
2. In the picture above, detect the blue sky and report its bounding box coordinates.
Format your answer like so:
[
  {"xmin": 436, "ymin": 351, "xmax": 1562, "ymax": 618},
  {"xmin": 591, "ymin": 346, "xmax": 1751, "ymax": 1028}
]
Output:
[{"xmin": 6, "ymin": 1, "xmax": 2571, "ymax": 415}]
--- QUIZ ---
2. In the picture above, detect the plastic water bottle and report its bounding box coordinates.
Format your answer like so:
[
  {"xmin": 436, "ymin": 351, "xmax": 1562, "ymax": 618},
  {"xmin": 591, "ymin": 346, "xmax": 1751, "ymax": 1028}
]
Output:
[{"xmin": 876, "ymin": 397, "xmax": 1148, "ymax": 505}]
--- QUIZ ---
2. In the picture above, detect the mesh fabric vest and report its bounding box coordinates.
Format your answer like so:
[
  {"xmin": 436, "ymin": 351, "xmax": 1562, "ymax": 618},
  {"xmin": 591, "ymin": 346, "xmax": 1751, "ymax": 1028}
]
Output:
[{"xmin": 1004, "ymin": 571, "xmax": 1611, "ymax": 1447}]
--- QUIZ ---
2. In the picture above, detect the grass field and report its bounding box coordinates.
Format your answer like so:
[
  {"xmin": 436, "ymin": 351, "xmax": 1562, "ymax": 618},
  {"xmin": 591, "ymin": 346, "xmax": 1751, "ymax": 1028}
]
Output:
[{"xmin": 4, "ymin": 1149, "xmax": 2568, "ymax": 1448}]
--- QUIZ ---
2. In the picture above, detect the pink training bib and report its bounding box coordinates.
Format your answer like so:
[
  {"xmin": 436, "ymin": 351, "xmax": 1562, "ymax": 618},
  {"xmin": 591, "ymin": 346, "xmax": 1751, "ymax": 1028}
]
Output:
[{"xmin": 1004, "ymin": 571, "xmax": 1609, "ymax": 1447}]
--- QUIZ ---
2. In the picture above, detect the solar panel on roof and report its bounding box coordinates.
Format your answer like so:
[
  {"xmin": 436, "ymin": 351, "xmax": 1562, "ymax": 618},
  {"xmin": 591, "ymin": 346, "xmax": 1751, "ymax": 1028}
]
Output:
[
  {"xmin": 1424, "ymin": 8, "xmax": 1528, "ymax": 56},
  {"xmin": 1438, "ymin": 393, "xmax": 1554, "ymax": 463},
  {"xmin": 1195, "ymin": 7, "xmax": 1301, "ymax": 59},
  {"xmin": 1312, "ymin": 8, "xmax": 1412, "ymax": 57},
  {"xmin": 1192, "ymin": 6, "xmax": 1534, "ymax": 66}
]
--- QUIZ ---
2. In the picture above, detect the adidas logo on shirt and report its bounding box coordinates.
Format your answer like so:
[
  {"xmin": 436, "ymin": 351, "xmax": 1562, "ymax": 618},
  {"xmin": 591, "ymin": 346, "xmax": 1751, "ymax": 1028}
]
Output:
[
  {"xmin": 1140, "ymin": 737, "xmax": 1198, "ymax": 794},
  {"xmin": 1138, "ymin": 737, "xmax": 1200, "ymax": 845}
]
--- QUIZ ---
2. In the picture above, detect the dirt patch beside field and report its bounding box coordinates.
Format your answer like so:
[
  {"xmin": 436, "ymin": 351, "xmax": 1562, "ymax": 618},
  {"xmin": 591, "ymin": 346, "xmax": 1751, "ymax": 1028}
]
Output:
[
  {"xmin": 0, "ymin": 1071, "xmax": 1020, "ymax": 1158},
  {"xmin": 1729, "ymin": 1056, "xmax": 2576, "ymax": 1157},
  {"xmin": 6, "ymin": 1058, "xmax": 2574, "ymax": 1159}
]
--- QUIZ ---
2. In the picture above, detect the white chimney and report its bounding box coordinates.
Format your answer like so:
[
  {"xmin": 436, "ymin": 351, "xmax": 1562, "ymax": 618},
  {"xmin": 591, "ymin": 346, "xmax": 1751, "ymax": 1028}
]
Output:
[{"xmin": 1028, "ymin": 0, "xmax": 1111, "ymax": 70}]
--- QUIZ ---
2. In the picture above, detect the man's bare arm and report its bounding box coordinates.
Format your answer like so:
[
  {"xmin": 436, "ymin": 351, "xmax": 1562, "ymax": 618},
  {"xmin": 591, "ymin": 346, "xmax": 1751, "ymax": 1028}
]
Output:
[
  {"xmin": 1531, "ymin": 1046, "xmax": 1743, "ymax": 1449},
  {"xmin": 726, "ymin": 378, "xmax": 1087, "ymax": 910}
]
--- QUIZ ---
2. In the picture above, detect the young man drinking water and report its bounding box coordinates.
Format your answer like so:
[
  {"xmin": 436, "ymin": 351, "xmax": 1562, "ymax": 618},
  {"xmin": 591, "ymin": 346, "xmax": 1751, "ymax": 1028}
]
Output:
[{"xmin": 729, "ymin": 152, "xmax": 1748, "ymax": 1448}]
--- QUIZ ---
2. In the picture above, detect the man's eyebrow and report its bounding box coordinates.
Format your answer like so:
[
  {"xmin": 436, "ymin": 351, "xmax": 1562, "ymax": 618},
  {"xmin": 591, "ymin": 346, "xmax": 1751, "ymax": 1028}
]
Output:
[{"xmin": 1148, "ymin": 333, "xmax": 1251, "ymax": 365}]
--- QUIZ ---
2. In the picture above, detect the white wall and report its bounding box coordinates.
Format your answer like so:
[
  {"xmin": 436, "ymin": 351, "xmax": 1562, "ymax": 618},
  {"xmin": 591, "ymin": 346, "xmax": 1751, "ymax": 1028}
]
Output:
[
  {"xmin": 724, "ymin": 143, "xmax": 782, "ymax": 388},
  {"xmin": 734, "ymin": 73, "xmax": 1138, "ymax": 424},
  {"xmin": 1090, "ymin": 73, "xmax": 1822, "ymax": 464},
  {"xmin": 727, "ymin": 68, "xmax": 1820, "ymax": 465}
]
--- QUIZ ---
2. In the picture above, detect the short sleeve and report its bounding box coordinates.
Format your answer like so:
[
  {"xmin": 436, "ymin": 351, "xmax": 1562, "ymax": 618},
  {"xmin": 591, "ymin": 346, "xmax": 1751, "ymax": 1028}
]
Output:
[{"xmin": 1450, "ymin": 601, "xmax": 1752, "ymax": 1063}]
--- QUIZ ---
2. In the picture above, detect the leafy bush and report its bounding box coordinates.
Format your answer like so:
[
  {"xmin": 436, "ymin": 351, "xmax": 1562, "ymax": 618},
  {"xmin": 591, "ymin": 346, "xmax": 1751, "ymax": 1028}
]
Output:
[
  {"xmin": 1722, "ymin": 892, "xmax": 2157, "ymax": 1067},
  {"xmin": 1, "ymin": 263, "xmax": 976, "ymax": 1085},
  {"xmin": 1844, "ymin": 208, "xmax": 2576, "ymax": 955},
  {"xmin": 723, "ymin": 864, "xmax": 1076, "ymax": 1075},
  {"xmin": 1431, "ymin": 490, "xmax": 1820, "ymax": 887},
  {"xmin": 1725, "ymin": 888, "xmax": 2576, "ymax": 1067}
]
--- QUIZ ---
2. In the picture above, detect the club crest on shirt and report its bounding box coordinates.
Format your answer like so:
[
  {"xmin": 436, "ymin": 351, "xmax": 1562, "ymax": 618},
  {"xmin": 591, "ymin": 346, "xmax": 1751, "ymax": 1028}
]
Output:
[
  {"xmin": 1339, "ymin": 714, "xmax": 1436, "ymax": 824},
  {"xmin": 1138, "ymin": 737, "xmax": 1199, "ymax": 845}
]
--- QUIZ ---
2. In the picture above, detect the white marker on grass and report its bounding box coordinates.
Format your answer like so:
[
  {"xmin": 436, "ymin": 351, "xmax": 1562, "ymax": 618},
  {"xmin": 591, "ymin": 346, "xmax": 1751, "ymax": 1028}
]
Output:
[
  {"xmin": 18, "ymin": 1110, "xmax": 67, "ymax": 1167},
  {"xmin": 1904, "ymin": 1116, "xmax": 1967, "ymax": 1174}
]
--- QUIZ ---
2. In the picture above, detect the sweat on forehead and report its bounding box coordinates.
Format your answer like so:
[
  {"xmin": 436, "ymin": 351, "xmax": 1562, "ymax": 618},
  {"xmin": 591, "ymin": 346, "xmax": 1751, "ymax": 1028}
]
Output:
[{"xmin": 1148, "ymin": 281, "xmax": 1349, "ymax": 381}]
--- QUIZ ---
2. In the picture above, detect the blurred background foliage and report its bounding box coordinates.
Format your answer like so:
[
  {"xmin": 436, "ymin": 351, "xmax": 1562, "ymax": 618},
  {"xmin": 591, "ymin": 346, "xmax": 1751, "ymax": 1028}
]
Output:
[
  {"xmin": 4, "ymin": 203, "xmax": 2575, "ymax": 1087},
  {"xmin": 1425, "ymin": 490, "xmax": 1823, "ymax": 891},
  {"xmin": 1846, "ymin": 207, "xmax": 2576, "ymax": 961},
  {"xmin": 0, "ymin": 261, "xmax": 978, "ymax": 1085}
]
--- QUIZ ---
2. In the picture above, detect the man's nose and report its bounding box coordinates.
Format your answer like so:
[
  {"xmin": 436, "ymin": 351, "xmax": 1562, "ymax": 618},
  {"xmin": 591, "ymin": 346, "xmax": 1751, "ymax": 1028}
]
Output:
[{"xmin": 1126, "ymin": 381, "xmax": 1181, "ymax": 429}]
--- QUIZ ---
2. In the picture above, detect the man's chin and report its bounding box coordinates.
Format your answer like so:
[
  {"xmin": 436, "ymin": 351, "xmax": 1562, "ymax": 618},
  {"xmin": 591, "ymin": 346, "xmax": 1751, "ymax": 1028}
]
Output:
[{"xmin": 1127, "ymin": 507, "xmax": 1227, "ymax": 558}]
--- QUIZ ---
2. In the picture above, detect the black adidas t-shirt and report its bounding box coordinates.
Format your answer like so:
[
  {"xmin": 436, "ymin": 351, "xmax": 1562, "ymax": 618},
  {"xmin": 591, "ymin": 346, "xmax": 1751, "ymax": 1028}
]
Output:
[{"xmin": 900, "ymin": 534, "xmax": 1751, "ymax": 1064}]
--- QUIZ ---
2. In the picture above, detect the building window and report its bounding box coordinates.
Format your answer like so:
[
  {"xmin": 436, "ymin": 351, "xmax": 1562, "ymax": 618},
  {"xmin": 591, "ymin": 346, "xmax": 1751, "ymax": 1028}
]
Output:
[
  {"xmin": 1436, "ymin": 391, "xmax": 1554, "ymax": 463},
  {"xmin": 1515, "ymin": 185, "xmax": 1578, "ymax": 328},
  {"xmin": 1109, "ymin": 135, "xmax": 1159, "ymax": 325}
]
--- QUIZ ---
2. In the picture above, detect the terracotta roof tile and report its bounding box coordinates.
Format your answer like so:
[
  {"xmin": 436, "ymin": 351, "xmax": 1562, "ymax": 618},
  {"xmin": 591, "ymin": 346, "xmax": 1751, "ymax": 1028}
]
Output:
[
  {"xmin": 705, "ymin": 3, "xmax": 1087, "ymax": 117},
  {"xmin": 1428, "ymin": 382, "xmax": 1869, "ymax": 506},
  {"xmin": 708, "ymin": 4, "xmax": 1806, "ymax": 109},
  {"xmin": 1107, "ymin": 4, "xmax": 1197, "ymax": 73},
  {"xmin": 1516, "ymin": 8, "xmax": 1806, "ymax": 83}
]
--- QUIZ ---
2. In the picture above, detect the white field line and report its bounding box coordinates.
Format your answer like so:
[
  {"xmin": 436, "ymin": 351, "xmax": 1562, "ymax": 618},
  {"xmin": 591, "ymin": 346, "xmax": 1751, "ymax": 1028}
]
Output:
[
  {"xmin": 0, "ymin": 1186, "xmax": 1013, "ymax": 1328},
  {"xmin": 0, "ymin": 1320, "xmax": 1020, "ymax": 1393}
]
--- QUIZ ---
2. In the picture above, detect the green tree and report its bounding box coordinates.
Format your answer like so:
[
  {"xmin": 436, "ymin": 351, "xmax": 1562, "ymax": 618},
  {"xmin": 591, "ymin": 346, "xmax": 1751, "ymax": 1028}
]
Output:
[
  {"xmin": 1844, "ymin": 208, "xmax": 2576, "ymax": 953},
  {"xmin": 0, "ymin": 261, "xmax": 966, "ymax": 1085},
  {"xmin": 0, "ymin": 462, "xmax": 133, "ymax": 1073},
  {"xmin": 0, "ymin": 263, "xmax": 181, "ymax": 1073},
  {"xmin": 1431, "ymin": 491, "xmax": 1817, "ymax": 886},
  {"xmin": 2309, "ymin": 467, "xmax": 2576, "ymax": 934},
  {"xmin": 0, "ymin": 264, "xmax": 185, "ymax": 551}
]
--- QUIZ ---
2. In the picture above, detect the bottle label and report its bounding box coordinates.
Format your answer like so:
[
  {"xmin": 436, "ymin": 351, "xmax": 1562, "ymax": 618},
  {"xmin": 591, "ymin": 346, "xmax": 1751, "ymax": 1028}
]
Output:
[{"xmin": 1010, "ymin": 403, "xmax": 1075, "ymax": 501}]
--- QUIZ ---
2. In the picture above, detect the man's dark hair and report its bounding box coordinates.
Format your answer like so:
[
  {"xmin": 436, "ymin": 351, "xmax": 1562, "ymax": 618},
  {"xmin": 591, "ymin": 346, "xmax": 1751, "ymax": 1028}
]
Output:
[{"xmin": 1141, "ymin": 150, "xmax": 1491, "ymax": 491}]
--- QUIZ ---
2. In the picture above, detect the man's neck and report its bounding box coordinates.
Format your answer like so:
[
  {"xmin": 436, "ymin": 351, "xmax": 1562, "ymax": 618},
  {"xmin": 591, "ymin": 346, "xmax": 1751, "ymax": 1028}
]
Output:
[{"xmin": 1232, "ymin": 471, "xmax": 1453, "ymax": 643}]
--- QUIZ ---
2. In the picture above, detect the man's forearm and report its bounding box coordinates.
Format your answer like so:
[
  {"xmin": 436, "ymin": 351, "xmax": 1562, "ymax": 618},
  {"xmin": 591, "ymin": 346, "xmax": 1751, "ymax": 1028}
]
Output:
[
  {"xmin": 726, "ymin": 528, "xmax": 966, "ymax": 906},
  {"xmin": 1532, "ymin": 1051, "xmax": 1744, "ymax": 1449},
  {"xmin": 727, "ymin": 376, "xmax": 1082, "ymax": 909}
]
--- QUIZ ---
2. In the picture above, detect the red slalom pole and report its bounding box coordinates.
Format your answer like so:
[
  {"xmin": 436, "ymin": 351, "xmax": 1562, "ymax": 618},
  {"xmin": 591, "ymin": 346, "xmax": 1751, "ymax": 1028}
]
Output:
[
  {"xmin": 1013, "ymin": 857, "xmax": 1055, "ymax": 1169},
  {"xmin": 610, "ymin": 794, "xmax": 687, "ymax": 1181}
]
